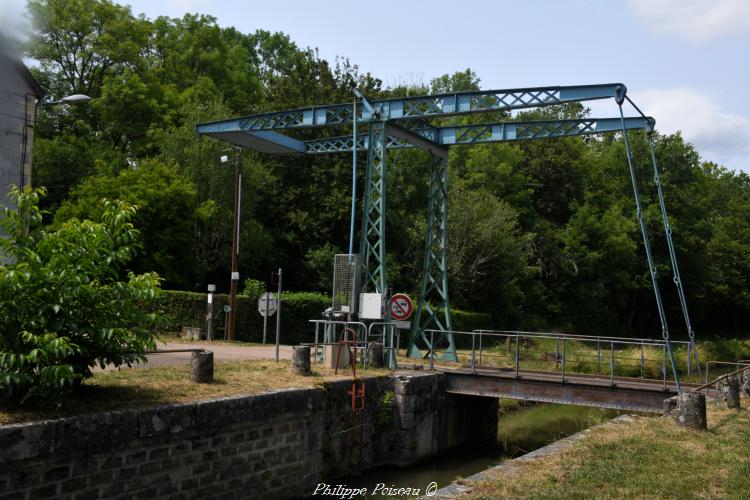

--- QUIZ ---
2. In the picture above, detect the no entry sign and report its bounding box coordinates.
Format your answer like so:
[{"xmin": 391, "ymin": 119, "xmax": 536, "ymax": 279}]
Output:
[{"xmin": 390, "ymin": 293, "xmax": 413, "ymax": 321}]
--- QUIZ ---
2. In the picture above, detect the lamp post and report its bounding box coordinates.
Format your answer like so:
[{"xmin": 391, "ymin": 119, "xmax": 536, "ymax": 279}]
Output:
[
  {"xmin": 220, "ymin": 148, "xmax": 241, "ymax": 341},
  {"xmin": 22, "ymin": 93, "xmax": 93, "ymax": 188}
]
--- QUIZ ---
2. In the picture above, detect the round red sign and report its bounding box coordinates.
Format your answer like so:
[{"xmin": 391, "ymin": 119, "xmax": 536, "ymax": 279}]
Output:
[{"xmin": 390, "ymin": 293, "xmax": 414, "ymax": 321}]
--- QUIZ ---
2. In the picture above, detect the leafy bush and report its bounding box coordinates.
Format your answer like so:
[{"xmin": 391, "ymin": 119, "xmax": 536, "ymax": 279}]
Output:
[
  {"xmin": 145, "ymin": 290, "xmax": 331, "ymax": 345},
  {"xmin": 0, "ymin": 187, "xmax": 161, "ymax": 402},
  {"xmin": 241, "ymin": 278, "xmax": 265, "ymax": 300}
]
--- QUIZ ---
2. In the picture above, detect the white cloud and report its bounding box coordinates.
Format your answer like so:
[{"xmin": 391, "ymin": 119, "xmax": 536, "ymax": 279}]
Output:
[
  {"xmin": 631, "ymin": 87, "xmax": 750, "ymax": 171},
  {"xmin": 627, "ymin": 0, "xmax": 750, "ymax": 43}
]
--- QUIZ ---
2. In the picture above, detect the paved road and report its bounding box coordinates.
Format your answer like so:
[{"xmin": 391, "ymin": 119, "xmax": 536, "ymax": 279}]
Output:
[{"xmin": 101, "ymin": 342, "xmax": 294, "ymax": 370}]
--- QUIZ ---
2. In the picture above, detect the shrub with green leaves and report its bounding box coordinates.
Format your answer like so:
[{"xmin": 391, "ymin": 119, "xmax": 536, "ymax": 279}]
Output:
[
  {"xmin": 0, "ymin": 186, "xmax": 161, "ymax": 402},
  {"xmin": 241, "ymin": 278, "xmax": 265, "ymax": 300}
]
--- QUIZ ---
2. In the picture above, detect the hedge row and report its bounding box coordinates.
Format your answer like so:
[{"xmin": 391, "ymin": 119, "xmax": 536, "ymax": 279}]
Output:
[{"xmin": 146, "ymin": 290, "xmax": 492, "ymax": 346}]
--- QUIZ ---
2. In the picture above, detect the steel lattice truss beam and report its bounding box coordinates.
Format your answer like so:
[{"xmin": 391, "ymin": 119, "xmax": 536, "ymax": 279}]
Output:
[
  {"xmin": 303, "ymin": 117, "xmax": 650, "ymax": 154},
  {"xmin": 359, "ymin": 123, "xmax": 388, "ymax": 294},
  {"xmin": 197, "ymin": 83, "xmax": 622, "ymax": 134},
  {"xmin": 409, "ymin": 154, "xmax": 457, "ymax": 361}
]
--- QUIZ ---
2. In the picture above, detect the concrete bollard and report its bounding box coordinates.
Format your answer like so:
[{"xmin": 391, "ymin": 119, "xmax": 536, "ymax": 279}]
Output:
[
  {"xmin": 664, "ymin": 392, "xmax": 707, "ymax": 430},
  {"xmin": 190, "ymin": 350, "xmax": 214, "ymax": 383},
  {"xmin": 181, "ymin": 326, "xmax": 202, "ymax": 340},
  {"xmin": 291, "ymin": 345, "xmax": 312, "ymax": 375},
  {"xmin": 366, "ymin": 343, "xmax": 384, "ymax": 368},
  {"xmin": 715, "ymin": 374, "xmax": 741, "ymax": 409}
]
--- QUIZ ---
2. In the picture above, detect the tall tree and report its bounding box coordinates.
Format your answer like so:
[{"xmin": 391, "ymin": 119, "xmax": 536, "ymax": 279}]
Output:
[{"xmin": 27, "ymin": 0, "xmax": 151, "ymax": 98}]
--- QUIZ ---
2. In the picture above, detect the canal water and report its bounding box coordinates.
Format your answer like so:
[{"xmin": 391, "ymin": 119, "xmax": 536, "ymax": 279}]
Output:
[{"xmin": 348, "ymin": 401, "xmax": 621, "ymax": 497}]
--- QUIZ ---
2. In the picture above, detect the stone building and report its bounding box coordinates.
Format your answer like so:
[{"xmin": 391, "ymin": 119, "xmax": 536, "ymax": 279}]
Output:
[{"xmin": 0, "ymin": 40, "xmax": 43, "ymax": 209}]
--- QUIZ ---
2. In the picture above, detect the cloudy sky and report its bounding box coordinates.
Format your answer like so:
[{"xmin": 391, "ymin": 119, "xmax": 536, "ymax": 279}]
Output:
[{"xmin": 4, "ymin": 0, "xmax": 749, "ymax": 172}]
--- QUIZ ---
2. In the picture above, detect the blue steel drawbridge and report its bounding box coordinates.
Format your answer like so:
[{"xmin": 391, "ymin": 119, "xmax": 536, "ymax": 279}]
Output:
[{"xmin": 196, "ymin": 82, "xmax": 698, "ymax": 391}]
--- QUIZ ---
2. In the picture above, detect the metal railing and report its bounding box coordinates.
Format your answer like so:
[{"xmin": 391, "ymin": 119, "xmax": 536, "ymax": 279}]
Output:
[
  {"xmin": 306, "ymin": 319, "xmax": 401, "ymax": 369},
  {"xmin": 423, "ymin": 329, "xmax": 693, "ymax": 388},
  {"xmin": 695, "ymin": 361, "xmax": 750, "ymax": 395}
]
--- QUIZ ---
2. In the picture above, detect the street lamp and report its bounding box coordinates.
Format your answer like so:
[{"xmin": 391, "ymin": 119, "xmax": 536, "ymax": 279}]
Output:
[
  {"xmin": 220, "ymin": 148, "xmax": 242, "ymax": 341},
  {"xmin": 21, "ymin": 93, "xmax": 94, "ymax": 187},
  {"xmin": 41, "ymin": 93, "xmax": 93, "ymax": 108}
]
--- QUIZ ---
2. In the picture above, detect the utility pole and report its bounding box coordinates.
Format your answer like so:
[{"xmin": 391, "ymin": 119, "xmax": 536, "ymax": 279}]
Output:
[{"xmin": 227, "ymin": 148, "xmax": 241, "ymax": 341}]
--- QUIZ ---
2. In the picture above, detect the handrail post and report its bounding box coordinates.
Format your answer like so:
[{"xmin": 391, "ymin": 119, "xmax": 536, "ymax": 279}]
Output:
[
  {"xmin": 596, "ymin": 339, "xmax": 601, "ymax": 374},
  {"xmin": 640, "ymin": 341, "xmax": 645, "ymax": 379},
  {"xmin": 662, "ymin": 343, "xmax": 667, "ymax": 390},
  {"xmin": 704, "ymin": 362, "xmax": 711, "ymax": 396},
  {"xmin": 388, "ymin": 324, "xmax": 395, "ymax": 369},
  {"xmin": 471, "ymin": 333, "xmax": 477, "ymax": 374},
  {"xmin": 555, "ymin": 337, "xmax": 560, "ymax": 370},
  {"xmin": 687, "ymin": 342, "xmax": 692, "ymax": 383},
  {"xmin": 479, "ymin": 332, "xmax": 483, "ymax": 366},
  {"xmin": 396, "ymin": 330, "xmax": 400, "ymax": 361},
  {"xmin": 314, "ymin": 322, "xmax": 320, "ymax": 364},
  {"xmin": 515, "ymin": 333, "xmax": 520, "ymax": 379},
  {"xmin": 610, "ymin": 341, "xmax": 615, "ymax": 386},
  {"xmin": 430, "ymin": 330, "xmax": 435, "ymax": 371},
  {"xmin": 561, "ymin": 336, "xmax": 566, "ymax": 382}
]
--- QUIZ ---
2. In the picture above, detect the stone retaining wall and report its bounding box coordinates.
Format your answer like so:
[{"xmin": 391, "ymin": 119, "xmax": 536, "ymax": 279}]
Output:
[{"xmin": 0, "ymin": 372, "xmax": 498, "ymax": 499}]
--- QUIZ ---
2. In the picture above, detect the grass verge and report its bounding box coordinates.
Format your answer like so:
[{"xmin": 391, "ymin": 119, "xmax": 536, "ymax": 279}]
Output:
[
  {"xmin": 467, "ymin": 397, "xmax": 750, "ymax": 499},
  {"xmin": 0, "ymin": 359, "xmax": 388, "ymax": 426}
]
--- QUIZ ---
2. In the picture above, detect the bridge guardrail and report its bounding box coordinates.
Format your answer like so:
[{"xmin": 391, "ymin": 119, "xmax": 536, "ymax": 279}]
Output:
[
  {"xmin": 424, "ymin": 329, "xmax": 693, "ymax": 388},
  {"xmin": 694, "ymin": 361, "xmax": 750, "ymax": 395}
]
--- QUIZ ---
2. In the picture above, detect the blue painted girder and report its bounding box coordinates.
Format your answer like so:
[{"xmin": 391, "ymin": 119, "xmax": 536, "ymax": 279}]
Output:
[
  {"xmin": 196, "ymin": 83, "xmax": 626, "ymax": 135},
  {"xmin": 198, "ymin": 130, "xmax": 305, "ymax": 154},
  {"xmin": 304, "ymin": 117, "xmax": 652, "ymax": 154}
]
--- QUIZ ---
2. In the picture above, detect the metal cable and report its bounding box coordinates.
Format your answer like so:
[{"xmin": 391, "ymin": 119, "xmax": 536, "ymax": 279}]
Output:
[
  {"xmin": 625, "ymin": 95, "xmax": 648, "ymax": 119},
  {"xmin": 618, "ymin": 103, "xmax": 681, "ymax": 392},
  {"xmin": 646, "ymin": 135, "xmax": 702, "ymax": 379}
]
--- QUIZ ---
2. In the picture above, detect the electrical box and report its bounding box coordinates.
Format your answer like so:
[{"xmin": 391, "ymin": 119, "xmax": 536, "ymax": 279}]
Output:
[
  {"xmin": 332, "ymin": 254, "xmax": 360, "ymax": 315},
  {"xmin": 359, "ymin": 293, "xmax": 383, "ymax": 320}
]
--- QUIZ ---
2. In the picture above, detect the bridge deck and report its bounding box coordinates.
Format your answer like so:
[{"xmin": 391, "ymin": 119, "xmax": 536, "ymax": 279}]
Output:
[{"xmin": 439, "ymin": 366, "xmax": 704, "ymax": 413}]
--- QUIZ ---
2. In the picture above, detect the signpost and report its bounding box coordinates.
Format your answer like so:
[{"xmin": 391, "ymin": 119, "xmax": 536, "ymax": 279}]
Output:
[
  {"xmin": 206, "ymin": 284, "xmax": 216, "ymax": 341},
  {"xmin": 258, "ymin": 292, "xmax": 278, "ymax": 344},
  {"xmin": 223, "ymin": 304, "xmax": 231, "ymax": 340},
  {"xmin": 275, "ymin": 268, "xmax": 283, "ymax": 362},
  {"xmin": 389, "ymin": 293, "xmax": 413, "ymax": 321},
  {"xmin": 386, "ymin": 294, "xmax": 413, "ymax": 369}
]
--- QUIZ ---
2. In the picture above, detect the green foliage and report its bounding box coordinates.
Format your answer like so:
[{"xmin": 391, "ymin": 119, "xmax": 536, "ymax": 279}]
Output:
[
  {"xmin": 26, "ymin": 0, "xmax": 151, "ymax": 97},
  {"xmin": 54, "ymin": 160, "xmax": 198, "ymax": 288},
  {"xmin": 305, "ymin": 243, "xmax": 339, "ymax": 292},
  {"xmin": 451, "ymin": 309, "xmax": 493, "ymax": 333},
  {"xmin": 377, "ymin": 390, "xmax": 395, "ymax": 428},
  {"xmin": 0, "ymin": 187, "xmax": 161, "ymax": 402},
  {"xmin": 242, "ymin": 278, "xmax": 265, "ymax": 300},
  {"xmin": 446, "ymin": 187, "xmax": 531, "ymax": 318},
  {"xmin": 145, "ymin": 290, "xmax": 331, "ymax": 345},
  {"xmin": 23, "ymin": 0, "xmax": 750, "ymax": 337}
]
